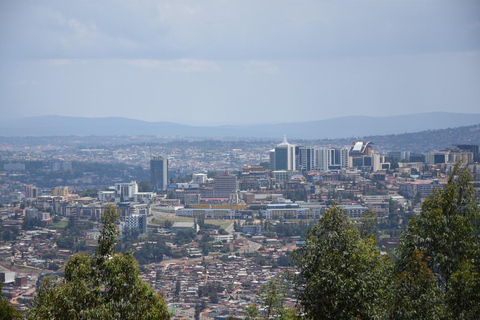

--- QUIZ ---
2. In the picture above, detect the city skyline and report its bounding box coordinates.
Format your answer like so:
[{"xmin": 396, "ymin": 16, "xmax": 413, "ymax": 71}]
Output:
[{"xmin": 1, "ymin": 1, "xmax": 480, "ymax": 125}]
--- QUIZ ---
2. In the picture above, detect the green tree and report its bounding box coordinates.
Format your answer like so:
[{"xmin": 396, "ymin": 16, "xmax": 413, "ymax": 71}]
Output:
[
  {"xmin": 246, "ymin": 277, "xmax": 298, "ymax": 320},
  {"xmin": 78, "ymin": 187, "xmax": 99, "ymax": 198},
  {"xmin": 259, "ymin": 161, "xmax": 270, "ymax": 170},
  {"xmin": 22, "ymin": 216, "xmax": 45, "ymax": 230},
  {"xmin": 396, "ymin": 165, "xmax": 480, "ymax": 318},
  {"xmin": 164, "ymin": 219, "xmax": 173, "ymax": 229},
  {"xmin": 245, "ymin": 304, "xmax": 260, "ymax": 320},
  {"xmin": 2, "ymin": 229, "xmax": 12, "ymax": 241},
  {"xmin": 413, "ymin": 191, "xmax": 422, "ymax": 205},
  {"xmin": 0, "ymin": 283, "xmax": 21, "ymax": 320},
  {"xmin": 175, "ymin": 280, "xmax": 181, "ymax": 298},
  {"xmin": 358, "ymin": 209, "xmax": 377, "ymax": 239},
  {"xmin": 27, "ymin": 204, "xmax": 170, "ymax": 320},
  {"xmin": 390, "ymin": 251, "xmax": 445, "ymax": 319},
  {"xmin": 138, "ymin": 180, "xmax": 152, "ymax": 192},
  {"xmin": 388, "ymin": 198, "xmax": 398, "ymax": 216},
  {"xmin": 291, "ymin": 205, "xmax": 389, "ymax": 319},
  {"xmin": 259, "ymin": 278, "xmax": 289, "ymax": 320},
  {"xmin": 197, "ymin": 215, "xmax": 205, "ymax": 229},
  {"xmin": 446, "ymin": 260, "xmax": 480, "ymax": 319}
]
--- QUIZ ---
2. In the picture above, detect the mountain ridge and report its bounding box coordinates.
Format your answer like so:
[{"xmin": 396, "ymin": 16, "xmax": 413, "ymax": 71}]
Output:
[{"xmin": 2, "ymin": 112, "xmax": 480, "ymax": 139}]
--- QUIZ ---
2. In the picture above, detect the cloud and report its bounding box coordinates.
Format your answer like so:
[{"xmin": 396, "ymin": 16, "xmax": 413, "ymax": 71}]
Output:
[
  {"xmin": 243, "ymin": 61, "xmax": 280, "ymax": 75},
  {"xmin": 1, "ymin": 1, "xmax": 479, "ymax": 60},
  {"xmin": 126, "ymin": 59, "xmax": 220, "ymax": 73},
  {"xmin": 126, "ymin": 59, "xmax": 160, "ymax": 69},
  {"xmin": 166, "ymin": 60, "xmax": 220, "ymax": 73},
  {"xmin": 48, "ymin": 59, "xmax": 72, "ymax": 66},
  {"xmin": 67, "ymin": 18, "xmax": 97, "ymax": 35}
]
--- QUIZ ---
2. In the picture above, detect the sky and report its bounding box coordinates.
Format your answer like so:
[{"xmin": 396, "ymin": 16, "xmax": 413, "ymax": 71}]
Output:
[{"xmin": 1, "ymin": 0, "xmax": 479, "ymax": 126}]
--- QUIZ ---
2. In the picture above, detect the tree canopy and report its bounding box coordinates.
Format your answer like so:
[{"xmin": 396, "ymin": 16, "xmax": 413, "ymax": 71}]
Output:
[
  {"xmin": 289, "ymin": 165, "xmax": 480, "ymax": 319},
  {"xmin": 291, "ymin": 204, "xmax": 389, "ymax": 319},
  {"xmin": 26, "ymin": 204, "xmax": 170, "ymax": 320},
  {"xmin": 0, "ymin": 283, "xmax": 21, "ymax": 320},
  {"xmin": 396, "ymin": 165, "xmax": 480, "ymax": 318}
]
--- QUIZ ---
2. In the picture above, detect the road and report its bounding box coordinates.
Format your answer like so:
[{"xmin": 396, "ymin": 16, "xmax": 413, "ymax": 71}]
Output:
[{"xmin": 225, "ymin": 221, "xmax": 261, "ymax": 253}]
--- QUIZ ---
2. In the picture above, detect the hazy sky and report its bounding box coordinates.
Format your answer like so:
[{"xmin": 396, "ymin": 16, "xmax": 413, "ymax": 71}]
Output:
[{"xmin": 1, "ymin": 0, "xmax": 479, "ymax": 125}]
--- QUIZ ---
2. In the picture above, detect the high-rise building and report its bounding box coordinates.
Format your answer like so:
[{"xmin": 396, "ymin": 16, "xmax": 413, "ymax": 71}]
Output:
[
  {"xmin": 214, "ymin": 172, "xmax": 238, "ymax": 198},
  {"xmin": 274, "ymin": 135, "xmax": 296, "ymax": 171},
  {"xmin": 269, "ymin": 149, "xmax": 276, "ymax": 171},
  {"xmin": 121, "ymin": 214, "xmax": 147, "ymax": 236},
  {"xmin": 25, "ymin": 185, "xmax": 38, "ymax": 199},
  {"xmin": 349, "ymin": 141, "xmax": 388, "ymax": 171},
  {"xmin": 51, "ymin": 186, "xmax": 69, "ymax": 197},
  {"xmin": 457, "ymin": 144, "xmax": 479, "ymax": 162},
  {"xmin": 424, "ymin": 151, "xmax": 448, "ymax": 165},
  {"xmin": 193, "ymin": 173, "xmax": 207, "ymax": 184},
  {"xmin": 316, "ymin": 147, "xmax": 349, "ymax": 171},
  {"xmin": 387, "ymin": 151, "xmax": 411, "ymax": 162},
  {"xmin": 150, "ymin": 156, "xmax": 168, "ymax": 192},
  {"xmin": 296, "ymin": 146, "xmax": 317, "ymax": 171},
  {"xmin": 115, "ymin": 181, "xmax": 138, "ymax": 201},
  {"xmin": 349, "ymin": 141, "xmax": 375, "ymax": 168}
]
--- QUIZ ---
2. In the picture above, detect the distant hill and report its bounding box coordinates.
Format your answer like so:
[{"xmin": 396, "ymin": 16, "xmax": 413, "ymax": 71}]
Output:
[
  {"xmin": 1, "ymin": 112, "xmax": 480, "ymax": 139},
  {"xmin": 303, "ymin": 123, "xmax": 480, "ymax": 153},
  {"xmin": 0, "ymin": 122, "xmax": 478, "ymax": 154}
]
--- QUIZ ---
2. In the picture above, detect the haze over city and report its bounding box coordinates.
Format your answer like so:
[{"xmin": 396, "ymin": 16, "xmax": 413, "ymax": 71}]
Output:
[
  {"xmin": 1, "ymin": 1, "xmax": 480, "ymax": 125},
  {"xmin": 2, "ymin": 2, "xmax": 480, "ymax": 318}
]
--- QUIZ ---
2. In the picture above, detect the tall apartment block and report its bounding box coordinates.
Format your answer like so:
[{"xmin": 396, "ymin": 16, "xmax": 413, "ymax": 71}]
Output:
[
  {"xmin": 272, "ymin": 135, "xmax": 296, "ymax": 171},
  {"xmin": 317, "ymin": 147, "xmax": 349, "ymax": 171},
  {"xmin": 296, "ymin": 146, "xmax": 317, "ymax": 171},
  {"xmin": 214, "ymin": 172, "xmax": 238, "ymax": 198},
  {"xmin": 151, "ymin": 156, "xmax": 168, "ymax": 192},
  {"xmin": 25, "ymin": 185, "xmax": 38, "ymax": 199}
]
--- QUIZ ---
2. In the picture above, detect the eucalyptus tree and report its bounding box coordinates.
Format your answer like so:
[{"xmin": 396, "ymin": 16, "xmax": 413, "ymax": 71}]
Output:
[
  {"xmin": 27, "ymin": 204, "xmax": 170, "ymax": 320},
  {"xmin": 396, "ymin": 165, "xmax": 480, "ymax": 319},
  {"xmin": 291, "ymin": 205, "xmax": 389, "ymax": 319}
]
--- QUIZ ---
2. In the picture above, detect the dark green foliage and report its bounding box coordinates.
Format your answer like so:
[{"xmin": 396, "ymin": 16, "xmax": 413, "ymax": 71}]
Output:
[
  {"xmin": 276, "ymin": 253, "xmax": 291, "ymax": 267},
  {"xmin": 55, "ymin": 215, "xmax": 83, "ymax": 249},
  {"xmin": 194, "ymin": 303, "xmax": 201, "ymax": 320},
  {"xmin": 390, "ymin": 251, "xmax": 445, "ymax": 319},
  {"xmin": 245, "ymin": 252, "xmax": 273, "ymax": 266},
  {"xmin": 259, "ymin": 161, "xmax": 270, "ymax": 170},
  {"xmin": 291, "ymin": 205, "xmax": 389, "ymax": 319},
  {"xmin": 27, "ymin": 204, "xmax": 170, "ymax": 320},
  {"xmin": 218, "ymin": 228, "xmax": 228, "ymax": 235},
  {"xmin": 78, "ymin": 187, "xmax": 99, "ymax": 198},
  {"xmin": 285, "ymin": 189, "xmax": 307, "ymax": 202},
  {"xmin": 199, "ymin": 234, "xmax": 214, "ymax": 255},
  {"xmin": 196, "ymin": 215, "xmax": 205, "ymax": 229},
  {"xmin": 396, "ymin": 165, "xmax": 480, "ymax": 318},
  {"xmin": 175, "ymin": 280, "xmax": 181, "ymax": 298},
  {"xmin": 22, "ymin": 216, "xmax": 45, "ymax": 230},
  {"xmin": 2, "ymin": 228, "xmax": 18, "ymax": 241},
  {"xmin": 164, "ymin": 219, "xmax": 173, "ymax": 229},
  {"xmin": 0, "ymin": 283, "xmax": 22, "ymax": 320},
  {"xmin": 246, "ymin": 277, "xmax": 299, "ymax": 320},
  {"xmin": 122, "ymin": 226, "xmax": 140, "ymax": 242},
  {"xmin": 198, "ymin": 282, "xmax": 221, "ymax": 303},
  {"xmin": 271, "ymin": 221, "xmax": 312, "ymax": 238},
  {"xmin": 358, "ymin": 209, "xmax": 377, "ymax": 239},
  {"xmin": 174, "ymin": 228, "xmax": 197, "ymax": 245},
  {"xmin": 286, "ymin": 166, "xmax": 479, "ymax": 319},
  {"xmin": 259, "ymin": 278, "xmax": 289, "ymax": 320},
  {"xmin": 446, "ymin": 260, "xmax": 480, "ymax": 319},
  {"xmin": 138, "ymin": 180, "xmax": 152, "ymax": 192},
  {"xmin": 133, "ymin": 238, "xmax": 169, "ymax": 265}
]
